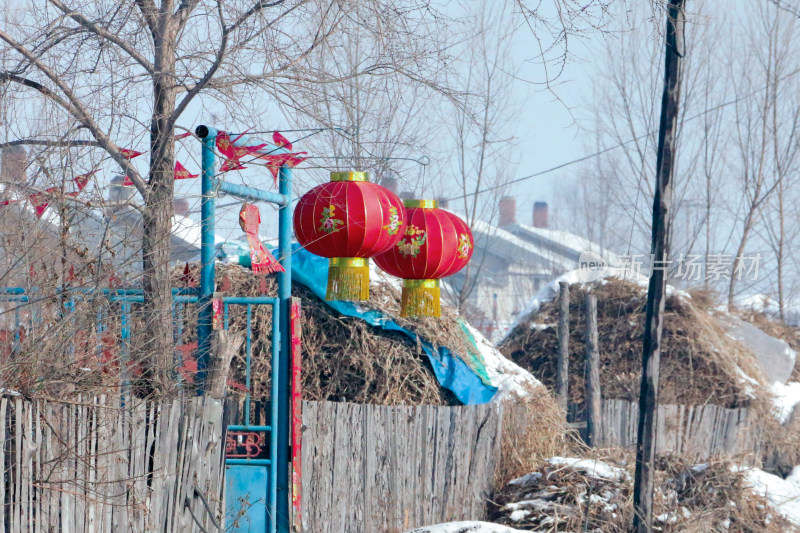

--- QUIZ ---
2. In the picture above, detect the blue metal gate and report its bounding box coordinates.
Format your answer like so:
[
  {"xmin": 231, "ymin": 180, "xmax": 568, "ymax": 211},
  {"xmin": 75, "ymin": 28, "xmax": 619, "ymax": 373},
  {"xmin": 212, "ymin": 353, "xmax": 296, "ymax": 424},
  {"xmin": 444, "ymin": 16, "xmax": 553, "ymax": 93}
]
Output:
[{"xmin": 195, "ymin": 125, "xmax": 293, "ymax": 533}]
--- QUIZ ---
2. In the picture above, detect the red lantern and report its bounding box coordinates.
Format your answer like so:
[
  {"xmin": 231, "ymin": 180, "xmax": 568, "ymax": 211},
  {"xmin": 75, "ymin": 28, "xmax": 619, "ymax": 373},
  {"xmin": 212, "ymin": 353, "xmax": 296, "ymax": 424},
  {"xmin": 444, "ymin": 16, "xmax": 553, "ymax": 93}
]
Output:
[
  {"xmin": 293, "ymin": 171, "xmax": 406, "ymax": 301},
  {"xmin": 373, "ymin": 199, "xmax": 474, "ymax": 317}
]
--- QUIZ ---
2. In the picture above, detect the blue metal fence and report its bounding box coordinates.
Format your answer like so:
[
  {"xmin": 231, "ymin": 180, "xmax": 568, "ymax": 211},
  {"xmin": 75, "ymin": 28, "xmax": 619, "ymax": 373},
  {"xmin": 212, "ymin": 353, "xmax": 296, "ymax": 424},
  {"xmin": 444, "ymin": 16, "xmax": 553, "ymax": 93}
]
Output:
[{"xmin": 0, "ymin": 125, "xmax": 295, "ymax": 533}]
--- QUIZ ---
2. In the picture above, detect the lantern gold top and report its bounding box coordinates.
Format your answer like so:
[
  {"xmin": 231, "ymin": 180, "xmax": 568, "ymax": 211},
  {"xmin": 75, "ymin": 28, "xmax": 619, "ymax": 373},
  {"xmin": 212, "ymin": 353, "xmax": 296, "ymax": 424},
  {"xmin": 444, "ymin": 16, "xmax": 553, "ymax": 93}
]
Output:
[
  {"xmin": 330, "ymin": 171, "xmax": 369, "ymax": 182},
  {"xmin": 404, "ymin": 199, "xmax": 438, "ymax": 209}
]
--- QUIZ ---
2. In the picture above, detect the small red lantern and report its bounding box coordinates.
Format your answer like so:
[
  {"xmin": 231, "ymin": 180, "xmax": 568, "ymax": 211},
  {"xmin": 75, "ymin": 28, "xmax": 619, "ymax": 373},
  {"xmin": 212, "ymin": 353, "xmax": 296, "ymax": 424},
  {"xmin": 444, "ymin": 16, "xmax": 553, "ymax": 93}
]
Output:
[
  {"xmin": 373, "ymin": 199, "xmax": 474, "ymax": 317},
  {"xmin": 293, "ymin": 171, "xmax": 406, "ymax": 301}
]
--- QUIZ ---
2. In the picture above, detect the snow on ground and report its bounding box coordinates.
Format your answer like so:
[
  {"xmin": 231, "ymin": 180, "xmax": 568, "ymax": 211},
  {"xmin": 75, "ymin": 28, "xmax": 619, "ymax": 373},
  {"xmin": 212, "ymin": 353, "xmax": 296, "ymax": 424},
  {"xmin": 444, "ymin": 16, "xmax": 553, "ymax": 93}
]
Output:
[
  {"xmin": 460, "ymin": 321, "xmax": 543, "ymax": 401},
  {"xmin": 741, "ymin": 467, "xmax": 800, "ymax": 525},
  {"xmin": 771, "ymin": 382, "xmax": 800, "ymax": 423},
  {"xmin": 545, "ymin": 457, "xmax": 630, "ymax": 482},
  {"xmin": 404, "ymin": 522, "xmax": 527, "ymax": 533}
]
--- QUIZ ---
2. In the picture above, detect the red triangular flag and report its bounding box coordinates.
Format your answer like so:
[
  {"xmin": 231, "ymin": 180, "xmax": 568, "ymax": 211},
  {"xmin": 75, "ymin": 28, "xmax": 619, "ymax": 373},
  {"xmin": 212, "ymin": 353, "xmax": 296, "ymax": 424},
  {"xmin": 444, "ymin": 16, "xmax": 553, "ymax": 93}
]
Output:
[
  {"xmin": 260, "ymin": 152, "xmax": 308, "ymax": 184},
  {"xmin": 0, "ymin": 198, "xmax": 19, "ymax": 207},
  {"xmin": 180, "ymin": 262, "xmax": 197, "ymax": 287},
  {"xmin": 174, "ymin": 161, "xmax": 198, "ymax": 180},
  {"xmin": 67, "ymin": 169, "xmax": 100, "ymax": 197},
  {"xmin": 120, "ymin": 148, "xmax": 144, "ymax": 159},
  {"xmin": 122, "ymin": 175, "xmax": 134, "ymax": 186},
  {"xmin": 273, "ymin": 131, "xmax": 292, "ymax": 151},
  {"xmin": 29, "ymin": 187, "xmax": 58, "ymax": 218},
  {"xmin": 219, "ymin": 159, "xmax": 246, "ymax": 173}
]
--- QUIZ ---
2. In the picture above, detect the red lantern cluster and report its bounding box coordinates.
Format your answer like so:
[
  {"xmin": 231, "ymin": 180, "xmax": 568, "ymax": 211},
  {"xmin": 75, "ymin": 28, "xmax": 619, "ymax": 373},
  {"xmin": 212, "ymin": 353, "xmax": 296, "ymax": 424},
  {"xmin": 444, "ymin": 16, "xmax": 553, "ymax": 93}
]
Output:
[
  {"xmin": 293, "ymin": 171, "xmax": 406, "ymax": 301},
  {"xmin": 374, "ymin": 199, "xmax": 473, "ymax": 317}
]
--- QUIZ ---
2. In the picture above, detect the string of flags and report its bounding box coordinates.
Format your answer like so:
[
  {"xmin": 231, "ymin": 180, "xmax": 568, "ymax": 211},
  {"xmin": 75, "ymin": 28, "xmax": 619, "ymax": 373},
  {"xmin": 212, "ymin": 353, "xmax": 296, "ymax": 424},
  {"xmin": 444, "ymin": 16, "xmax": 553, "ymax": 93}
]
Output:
[{"xmin": 0, "ymin": 129, "xmax": 306, "ymax": 219}]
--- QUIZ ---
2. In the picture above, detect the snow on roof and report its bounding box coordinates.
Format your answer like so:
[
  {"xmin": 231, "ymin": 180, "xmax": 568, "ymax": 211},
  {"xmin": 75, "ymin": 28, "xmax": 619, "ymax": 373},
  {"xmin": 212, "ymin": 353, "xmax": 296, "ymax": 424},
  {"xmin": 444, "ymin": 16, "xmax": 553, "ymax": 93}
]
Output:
[
  {"xmin": 506, "ymin": 222, "xmax": 620, "ymax": 266},
  {"xmin": 444, "ymin": 210, "xmax": 574, "ymax": 272}
]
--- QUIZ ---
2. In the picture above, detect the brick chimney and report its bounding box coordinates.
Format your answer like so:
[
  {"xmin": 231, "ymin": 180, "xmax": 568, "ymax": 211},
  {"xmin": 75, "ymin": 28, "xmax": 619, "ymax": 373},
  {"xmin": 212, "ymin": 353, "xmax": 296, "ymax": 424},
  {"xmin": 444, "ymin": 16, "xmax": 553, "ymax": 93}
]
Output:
[
  {"xmin": 499, "ymin": 196, "xmax": 516, "ymax": 227},
  {"xmin": 173, "ymin": 198, "xmax": 190, "ymax": 217},
  {"xmin": 533, "ymin": 201, "xmax": 548, "ymax": 228},
  {"xmin": 1, "ymin": 146, "xmax": 28, "ymax": 184}
]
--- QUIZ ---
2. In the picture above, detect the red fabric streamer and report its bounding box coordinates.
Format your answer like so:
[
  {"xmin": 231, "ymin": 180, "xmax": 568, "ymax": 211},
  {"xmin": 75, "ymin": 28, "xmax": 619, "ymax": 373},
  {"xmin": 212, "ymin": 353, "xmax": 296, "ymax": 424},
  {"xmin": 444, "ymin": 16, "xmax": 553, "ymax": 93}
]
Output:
[
  {"xmin": 239, "ymin": 203, "xmax": 284, "ymax": 275},
  {"xmin": 174, "ymin": 132, "xmax": 192, "ymax": 139}
]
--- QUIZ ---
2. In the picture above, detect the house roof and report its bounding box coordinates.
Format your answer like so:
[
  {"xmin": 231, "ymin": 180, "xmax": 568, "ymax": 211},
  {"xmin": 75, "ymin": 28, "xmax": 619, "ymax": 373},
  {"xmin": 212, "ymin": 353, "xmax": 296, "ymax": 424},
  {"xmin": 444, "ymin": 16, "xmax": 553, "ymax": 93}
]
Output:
[{"xmin": 504, "ymin": 223, "xmax": 620, "ymax": 267}]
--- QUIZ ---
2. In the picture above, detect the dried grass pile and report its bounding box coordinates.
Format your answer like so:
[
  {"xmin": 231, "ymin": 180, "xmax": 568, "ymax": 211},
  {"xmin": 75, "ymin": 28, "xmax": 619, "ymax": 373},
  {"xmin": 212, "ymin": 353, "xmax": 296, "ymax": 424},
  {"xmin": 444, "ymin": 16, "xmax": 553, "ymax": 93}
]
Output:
[
  {"xmin": 499, "ymin": 278, "xmax": 767, "ymax": 410},
  {"xmin": 490, "ymin": 454, "xmax": 798, "ymax": 532},
  {"xmin": 173, "ymin": 263, "xmax": 480, "ymax": 405}
]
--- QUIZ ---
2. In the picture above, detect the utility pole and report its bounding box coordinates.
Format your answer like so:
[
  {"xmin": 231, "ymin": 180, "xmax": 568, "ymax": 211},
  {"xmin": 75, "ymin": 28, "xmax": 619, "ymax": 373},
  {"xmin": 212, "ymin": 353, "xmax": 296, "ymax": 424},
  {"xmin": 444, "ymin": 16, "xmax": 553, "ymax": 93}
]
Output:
[{"xmin": 633, "ymin": 1, "xmax": 686, "ymax": 532}]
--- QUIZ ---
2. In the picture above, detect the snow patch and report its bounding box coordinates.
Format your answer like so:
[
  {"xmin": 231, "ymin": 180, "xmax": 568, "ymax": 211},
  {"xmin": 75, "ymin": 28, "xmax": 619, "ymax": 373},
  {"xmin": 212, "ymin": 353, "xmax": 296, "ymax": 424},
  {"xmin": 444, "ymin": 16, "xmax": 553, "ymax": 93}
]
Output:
[
  {"xmin": 404, "ymin": 522, "xmax": 528, "ymax": 533},
  {"xmin": 741, "ymin": 467, "xmax": 800, "ymax": 525},
  {"xmin": 546, "ymin": 457, "xmax": 630, "ymax": 482},
  {"xmin": 460, "ymin": 321, "xmax": 543, "ymax": 401},
  {"xmin": 771, "ymin": 382, "xmax": 800, "ymax": 424}
]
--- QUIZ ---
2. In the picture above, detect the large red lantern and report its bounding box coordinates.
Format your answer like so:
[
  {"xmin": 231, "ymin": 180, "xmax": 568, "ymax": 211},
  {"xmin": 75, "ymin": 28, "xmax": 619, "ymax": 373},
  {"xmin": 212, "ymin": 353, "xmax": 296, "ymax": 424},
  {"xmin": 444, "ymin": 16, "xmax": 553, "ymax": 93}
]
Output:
[
  {"xmin": 293, "ymin": 171, "xmax": 406, "ymax": 301},
  {"xmin": 373, "ymin": 199, "xmax": 474, "ymax": 317}
]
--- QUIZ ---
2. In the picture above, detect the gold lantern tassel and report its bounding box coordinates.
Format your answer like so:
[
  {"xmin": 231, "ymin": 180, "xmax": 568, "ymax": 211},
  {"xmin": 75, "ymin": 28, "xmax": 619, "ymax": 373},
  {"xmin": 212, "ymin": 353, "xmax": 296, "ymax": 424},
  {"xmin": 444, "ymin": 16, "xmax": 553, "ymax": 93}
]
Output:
[
  {"xmin": 401, "ymin": 279, "xmax": 440, "ymax": 317},
  {"xmin": 327, "ymin": 257, "xmax": 370, "ymax": 301}
]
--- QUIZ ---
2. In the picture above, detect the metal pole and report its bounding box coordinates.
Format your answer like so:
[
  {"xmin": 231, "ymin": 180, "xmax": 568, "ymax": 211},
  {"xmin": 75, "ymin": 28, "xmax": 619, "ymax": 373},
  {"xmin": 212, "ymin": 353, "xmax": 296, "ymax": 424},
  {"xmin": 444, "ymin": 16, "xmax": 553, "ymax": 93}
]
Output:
[
  {"xmin": 274, "ymin": 164, "xmax": 292, "ymax": 533},
  {"xmin": 197, "ymin": 125, "xmax": 217, "ymax": 388}
]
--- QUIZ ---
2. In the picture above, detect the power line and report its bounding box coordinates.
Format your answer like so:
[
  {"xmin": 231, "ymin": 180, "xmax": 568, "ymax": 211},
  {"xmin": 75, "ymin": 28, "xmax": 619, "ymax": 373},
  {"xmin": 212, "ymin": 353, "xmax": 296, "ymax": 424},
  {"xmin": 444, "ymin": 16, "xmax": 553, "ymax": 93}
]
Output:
[{"xmin": 443, "ymin": 64, "xmax": 800, "ymax": 202}]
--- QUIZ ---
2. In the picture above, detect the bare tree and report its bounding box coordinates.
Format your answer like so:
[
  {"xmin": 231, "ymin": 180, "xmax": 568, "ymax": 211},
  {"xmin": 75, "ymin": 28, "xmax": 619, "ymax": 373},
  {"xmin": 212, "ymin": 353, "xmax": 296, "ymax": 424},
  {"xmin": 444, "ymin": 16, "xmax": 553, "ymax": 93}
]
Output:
[
  {"xmin": 432, "ymin": 1, "xmax": 521, "ymax": 318},
  {"xmin": 726, "ymin": 1, "xmax": 800, "ymax": 308},
  {"xmin": 0, "ymin": 0, "xmax": 456, "ymax": 390}
]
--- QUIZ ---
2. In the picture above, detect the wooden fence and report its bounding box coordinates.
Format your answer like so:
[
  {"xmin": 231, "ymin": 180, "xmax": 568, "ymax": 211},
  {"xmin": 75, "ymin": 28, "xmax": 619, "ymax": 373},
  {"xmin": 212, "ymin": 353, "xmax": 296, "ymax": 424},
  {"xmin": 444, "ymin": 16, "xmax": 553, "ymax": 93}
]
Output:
[
  {"xmin": 300, "ymin": 401, "xmax": 503, "ymax": 533},
  {"xmin": 570, "ymin": 399, "xmax": 762, "ymax": 461},
  {"xmin": 0, "ymin": 394, "xmax": 226, "ymax": 533}
]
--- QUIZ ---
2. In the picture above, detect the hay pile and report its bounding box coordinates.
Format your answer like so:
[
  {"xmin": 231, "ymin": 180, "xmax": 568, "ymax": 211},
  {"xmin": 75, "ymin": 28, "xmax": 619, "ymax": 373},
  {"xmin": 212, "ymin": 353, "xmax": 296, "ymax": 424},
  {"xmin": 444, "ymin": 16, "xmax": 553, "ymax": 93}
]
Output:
[
  {"xmin": 490, "ymin": 454, "xmax": 798, "ymax": 532},
  {"xmin": 499, "ymin": 278, "xmax": 768, "ymax": 410},
  {"xmin": 173, "ymin": 263, "xmax": 484, "ymax": 405}
]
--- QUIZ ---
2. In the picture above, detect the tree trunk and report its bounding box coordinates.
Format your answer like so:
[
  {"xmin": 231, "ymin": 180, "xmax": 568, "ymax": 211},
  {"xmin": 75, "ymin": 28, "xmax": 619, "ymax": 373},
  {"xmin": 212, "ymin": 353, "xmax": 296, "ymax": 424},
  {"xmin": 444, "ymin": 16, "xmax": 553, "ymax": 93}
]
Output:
[{"xmin": 140, "ymin": 14, "xmax": 178, "ymax": 392}]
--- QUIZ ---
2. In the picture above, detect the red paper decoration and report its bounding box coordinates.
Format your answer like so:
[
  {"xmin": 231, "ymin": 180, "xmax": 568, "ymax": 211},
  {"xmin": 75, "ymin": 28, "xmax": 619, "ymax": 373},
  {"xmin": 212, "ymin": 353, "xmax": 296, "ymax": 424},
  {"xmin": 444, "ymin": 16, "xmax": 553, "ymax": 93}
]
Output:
[
  {"xmin": 239, "ymin": 203, "xmax": 284, "ymax": 274},
  {"xmin": 293, "ymin": 171, "xmax": 406, "ymax": 301},
  {"xmin": 373, "ymin": 200, "xmax": 474, "ymax": 317}
]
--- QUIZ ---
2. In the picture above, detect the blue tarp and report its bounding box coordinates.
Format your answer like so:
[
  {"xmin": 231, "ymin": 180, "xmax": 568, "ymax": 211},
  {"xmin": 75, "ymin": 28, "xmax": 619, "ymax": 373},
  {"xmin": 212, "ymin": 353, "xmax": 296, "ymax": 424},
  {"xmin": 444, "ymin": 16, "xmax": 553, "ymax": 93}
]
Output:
[{"xmin": 289, "ymin": 244, "xmax": 498, "ymax": 405}]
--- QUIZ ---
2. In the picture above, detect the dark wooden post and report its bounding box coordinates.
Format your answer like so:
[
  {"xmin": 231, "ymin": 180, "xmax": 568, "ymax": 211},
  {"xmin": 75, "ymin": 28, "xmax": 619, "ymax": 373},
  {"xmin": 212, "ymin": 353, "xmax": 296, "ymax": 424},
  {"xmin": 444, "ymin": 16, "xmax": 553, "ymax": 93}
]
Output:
[
  {"xmin": 556, "ymin": 281, "xmax": 570, "ymax": 413},
  {"xmin": 585, "ymin": 293, "xmax": 601, "ymax": 447},
  {"xmin": 633, "ymin": 1, "xmax": 686, "ymax": 531}
]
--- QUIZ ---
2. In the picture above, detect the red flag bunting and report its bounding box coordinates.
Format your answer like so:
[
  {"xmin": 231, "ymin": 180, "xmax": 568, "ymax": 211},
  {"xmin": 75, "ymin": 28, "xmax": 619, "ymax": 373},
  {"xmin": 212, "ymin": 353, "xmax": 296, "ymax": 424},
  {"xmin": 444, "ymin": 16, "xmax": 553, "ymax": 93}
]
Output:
[
  {"xmin": 174, "ymin": 132, "xmax": 192, "ymax": 139},
  {"xmin": 260, "ymin": 152, "xmax": 308, "ymax": 184},
  {"xmin": 120, "ymin": 148, "xmax": 145, "ymax": 159},
  {"xmin": 239, "ymin": 202, "xmax": 284, "ymax": 275},
  {"xmin": 29, "ymin": 187, "xmax": 58, "ymax": 218},
  {"xmin": 273, "ymin": 131, "xmax": 292, "ymax": 151},
  {"xmin": 67, "ymin": 169, "xmax": 100, "ymax": 197},
  {"xmin": 174, "ymin": 161, "xmax": 198, "ymax": 180}
]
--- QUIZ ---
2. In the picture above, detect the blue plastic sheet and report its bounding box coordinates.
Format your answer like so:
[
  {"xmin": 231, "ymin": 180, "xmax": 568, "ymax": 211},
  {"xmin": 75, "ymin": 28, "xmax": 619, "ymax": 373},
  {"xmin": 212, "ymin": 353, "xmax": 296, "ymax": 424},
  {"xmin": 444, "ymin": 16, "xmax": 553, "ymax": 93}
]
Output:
[{"xmin": 288, "ymin": 244, "xmax": 498, "ymax": 405}]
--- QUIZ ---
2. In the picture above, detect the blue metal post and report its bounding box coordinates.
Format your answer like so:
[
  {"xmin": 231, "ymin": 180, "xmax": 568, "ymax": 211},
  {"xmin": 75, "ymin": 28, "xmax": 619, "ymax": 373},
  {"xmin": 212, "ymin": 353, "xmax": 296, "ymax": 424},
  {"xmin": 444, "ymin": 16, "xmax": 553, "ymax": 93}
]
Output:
[
  {"xmin": 273, "ymin": 164, "xmax": 292, "ymax": 533},
  {"xmin": 197, "ymin": 125, "xmax": 218, "ymax": 388}
]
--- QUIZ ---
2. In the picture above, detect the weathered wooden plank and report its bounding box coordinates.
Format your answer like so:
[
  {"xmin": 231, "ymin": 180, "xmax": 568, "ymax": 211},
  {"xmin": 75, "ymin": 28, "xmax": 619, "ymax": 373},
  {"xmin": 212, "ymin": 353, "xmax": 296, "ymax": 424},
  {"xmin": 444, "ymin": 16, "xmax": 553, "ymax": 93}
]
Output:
[{"xmin": 0, "ymin": 397, "xmax": 6, "ymax": 533}]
